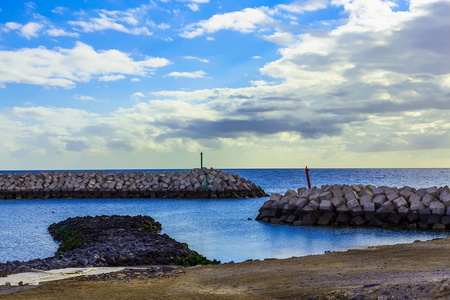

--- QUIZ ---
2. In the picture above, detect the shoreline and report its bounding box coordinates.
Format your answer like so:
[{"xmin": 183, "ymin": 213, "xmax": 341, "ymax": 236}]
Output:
[{"xmin": 2, "ymin": 235, "xmax": 450, "ymax": 299}]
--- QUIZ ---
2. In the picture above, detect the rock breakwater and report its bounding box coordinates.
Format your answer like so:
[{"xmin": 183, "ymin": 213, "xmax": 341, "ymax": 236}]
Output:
[
  {"xmin": 256, "ymin": 184, "xmax": 450, "ymax": 230},
  {"xmin": 0, "ymin": 215, "xmax": 219, "ymax": 276},
  {"xmin": 0, "ymin": 168, "xmax": 266, "ymax": 200}
]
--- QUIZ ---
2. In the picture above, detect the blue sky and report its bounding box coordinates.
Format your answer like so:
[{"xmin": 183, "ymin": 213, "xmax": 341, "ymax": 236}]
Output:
[{"xmin": 0, "ymin": 0, "xmax": 449, "ymax": 170}]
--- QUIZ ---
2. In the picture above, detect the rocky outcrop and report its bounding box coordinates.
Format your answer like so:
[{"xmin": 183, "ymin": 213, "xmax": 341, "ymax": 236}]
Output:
[
  {"xmin": 256, "ymin": 184, "xmax": 450, "ymax": 230},
  {"xmin": 0, "ymin": 168, "xmax": 266, "ymax": 200},
  {"xmin": 0, "ymin": 215, "xmax": 220, "ymax": 275}
]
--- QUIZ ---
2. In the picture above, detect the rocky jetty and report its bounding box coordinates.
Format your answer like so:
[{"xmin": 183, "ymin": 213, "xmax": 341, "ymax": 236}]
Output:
[
  {"xmin": 0, "ymin": 215, "xmax": 219, "ymax": 276},
  {"xmin": 256, "ymin": 185, "xmax": 450, "ymax": 230},
  {"xmin": 0, "ymin": 168, "xmax": 266, "ymax": 200}
]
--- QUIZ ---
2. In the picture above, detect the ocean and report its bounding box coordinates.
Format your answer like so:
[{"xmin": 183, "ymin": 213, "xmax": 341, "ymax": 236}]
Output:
[{"xmin": 0, "ymin": 168, "xmax": 449, "ymax": 263}]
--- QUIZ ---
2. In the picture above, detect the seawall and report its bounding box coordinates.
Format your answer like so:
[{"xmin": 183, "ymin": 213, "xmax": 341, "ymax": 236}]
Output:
[
  {"xmin": 256, "ymin": 184, "xmax": 450, "ymax": 230},
  {"xmin": 0, "ymin": 168, "xmax": 267, "ymax": 200}
]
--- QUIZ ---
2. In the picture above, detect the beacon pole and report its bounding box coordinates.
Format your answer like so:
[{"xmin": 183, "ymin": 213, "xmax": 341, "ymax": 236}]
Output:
[
  {"xmin": 305, "ymin": 166, "xmax": 311, "ymax": 189},
  {"xmin": 201, "ymin": 152, "xmax": 208, "ymax": 192}
]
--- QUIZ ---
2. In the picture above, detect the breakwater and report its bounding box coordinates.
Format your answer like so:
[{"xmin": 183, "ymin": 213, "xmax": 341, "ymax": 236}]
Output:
[
  {"xmin": 0, "ymin": 168, "xmax": 266, "ymax": 200},
  {"xmin": 0, "ymin": 215, "xmax": 218, "ymax": 275},
  {"xmin": 256, "ymin": 184, "xmax": 450, "ymax": 230}
]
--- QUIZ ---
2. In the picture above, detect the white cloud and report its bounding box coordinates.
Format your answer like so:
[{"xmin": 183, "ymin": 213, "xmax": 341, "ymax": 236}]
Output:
[
  {"xmin": 2, "ymin": 22, "xmax": 44, "ymax": 39},
  {"xmin": 98, "ymin": 74, "xmax": 126, "ymax": 81},
  {"xmin": 68, "ymin": 4, "xmax": 156, "ymax": 36},
  {"xmin": 263, "ymin": 31, "xmax": 295, "ymax": 45},
  {"xmin": 132, "ymin": 92, "xmax": 146, "ymax": 99},
  {"xmin": 46, "ymin": 28, "xmax": 80, "ymax": 37},
  {"xmin": 184, "ymin": 56, "xmax": 209, "ymax": 63},
  {"xmin": 252, "ymin": 56, "xmax": 262, "ymax": 59},
  {"xmin": 52, "ymin": 6, "xmax": 68, "ymax": 14},
  {"xmin": 20, "ymin": 22, "xmax": 43, "ymax": 39},
  {"xmin": 276, "ymin": 0, "xmax": 328, "ymax": 14},
  {"xmin": 166, "ymin": 70, "xmax": 206, "ymax": 78},
  {"xmin": 74, "ymin": 94, "xmax": 105, "ymax": 102},
  {"xmin": 0, "ymin": 42, "xmax": 171, "ymax": 88},
  {"xmin": 180, "ymin": 7, "xmax": 275, "ymax": 38},
  {"xmin": 187, "ymin": 4, "xmax": 200, "ymax": 11},
  {"xmin": 131, "ymin": 78, "xmax": 140, "ymax": 82},
  {"xmin": 3, "ymin": 22, "xmax": 22, "ymax": 31}
]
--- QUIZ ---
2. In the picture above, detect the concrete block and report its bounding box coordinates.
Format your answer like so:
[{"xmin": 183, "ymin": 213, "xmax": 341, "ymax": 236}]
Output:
[
  {"xmin": 387, "ymin": 213, "xmax": 402, "ymax": 225},
  {"xmin": 429, "ymin": 201, "xmax": 445, "ymax": 210},
  {"xmin": 359, "ymin": 194, "xmax": 373, "ymax": 206},
  {"xmin": 406, "ymin": 223, "xmax": 417, "ymax": 230},
  {"xmin": 364, "ymin": 212, "xmax": 376, "ymax": 222},
  {"xmin": 345, "ymin": 191, "xmax": 359, "ymax": 201},
  {"xmin": 410, "ymin": 201, "xmax": 425, "ymax": 211},
  {"xmin": 376, "ymin": 201, "xmax": 395, "ymax": 214},
  {"xmin": 346, "ymin": 198, "xmax": 360, "ymax": 210},
  {"xmin": 269, "ymin": 193, "xmax": 282, "ymax": 201},
  {"xmin": 309, "ymin": 192, "xmax": 320, "ymax": 202},
  {"xmin": 350, "ymin": 216, "xmax": 366, "ymax": 226},
  {"xmin": 398, "ymin": 206, "xmax": 410, "ymax": 215},
  {"xmin": 373, "ymin": 187, "xmax": 384, "ymax": 195},
  {"xmin": 331, "ymin": 196, "xmax": 344, "ymax": 208},
  {"xmin": 308, "ymin": 200, "xmax": 320, "ymax": 210},
  {"xmin": 392, "ymin": 197, "xmax": 408, "ymax": 210},
  {"xmin": 293, "ymin": 220, "xmax": 302, "ymax": 226},
  {"xmin": 373, "ymin": 195, "xmax": 387, "ymax": 208},
  {"xmin": 426, "ymin": 186, "xmax": 438, "ymax": 198},
  {"xmin": 319, "ymin": 200, "xmax": 333, "ymax": 211},
  {"xmin": 407, "ymin": 212, "xmax": 420, "ymax": 223},
  {"xmin": 336, "ymin": 213, "xmax": 350, "ymax": 224},
  {"xmin": 441, "ymin": 215, "xmax": 450, "ymax": 225},
  {"xmin": 386, "ymin": 192, "xmax": 399, "ymax": 202},
  {"xmin": 432, "ymin": 208, "xmax": 445, "ymax": 216},
  {"xmin": 351, "ymin": 206, "xmax": 364, "ymax": 217},
  {"xmin": 408, "ymin": 193, "xmax": 421, "ymax": 204},
  {"xmin": 441, "ymin": 193, "xmax": 450, "ymax": 207},
  {"xmin": 317, "ymin": 217, "xmax": 330, "ymax": 226},
  {"xmin": 363, "ymin": 203, "xmax": 375, "ymax": 212},
  {"xmin": 302, "ymin": 214, "xmax": 318, "ymax": 225},
  {"xmin": 351, "ymin": 184, "xmax": 361, "ymax": 193},
  {"xmin": 285, "ymin": 214, "xmax": 297, "ymax": 223},
  {"xmin": 319, "ymin": 191, "xmax": 333, "ymax": 201},
  {"xmin": 427, "ymin": 214, "xmax": 441, "ymax": 225},
  {"xmin": 323, "ymin": 211, "xmax": 336, "ymax": 222},
  {"xmin": 336, "ymin": 204, "xmax": 349, "ymax": 213},
  {"xmin": 368, "ymin": 218, "xmax": 384, "ymax": 227},
  {"xmin": 331, "ymin": 188, "xmax": 344, "ymax": 197},
  {"xmin": 300, "ymin": 189, "xmax": 312, "ymax": 199},
  {"xmin": 422, "ymin": 194, "xmax": 436, "ymax": 207},
  {"xmin": 399, "ymin": 187, "xmax": 414, "ymax": 200},
  {"xmin": 294, "ymin": 198, "xmax": 308, "ymax": 210}
]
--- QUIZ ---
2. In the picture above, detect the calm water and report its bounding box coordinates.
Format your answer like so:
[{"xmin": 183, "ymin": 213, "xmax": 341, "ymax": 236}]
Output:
[{"xmin": 0, "ymin": 168, "xmax": 449, "ymax": 263}]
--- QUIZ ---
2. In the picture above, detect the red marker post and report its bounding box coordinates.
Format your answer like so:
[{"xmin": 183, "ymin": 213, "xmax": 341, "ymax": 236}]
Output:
[{"xmin": 305, "ymin": 166, "xmax": 311, "ymax": 189}]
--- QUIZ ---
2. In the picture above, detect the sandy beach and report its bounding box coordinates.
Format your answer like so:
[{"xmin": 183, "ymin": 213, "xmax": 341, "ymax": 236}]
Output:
[{"xmin": 2, "ymin": 235, "xmax": 450, "ymax": 299}]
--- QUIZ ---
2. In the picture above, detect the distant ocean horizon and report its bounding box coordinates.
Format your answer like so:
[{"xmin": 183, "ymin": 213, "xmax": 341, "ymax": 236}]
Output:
[{"xmin": 0, "ymin": 168, "xmax": 449, "ymax": 263}]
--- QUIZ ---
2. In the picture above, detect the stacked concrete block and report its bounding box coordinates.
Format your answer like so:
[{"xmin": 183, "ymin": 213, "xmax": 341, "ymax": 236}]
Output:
[
  {"xmin": 0, "ymin": 168, "xmax": 267, "ymax": 200},
  {"xmin": 256, "ymin": 185, "xmax": 450, "ymax": 231}
]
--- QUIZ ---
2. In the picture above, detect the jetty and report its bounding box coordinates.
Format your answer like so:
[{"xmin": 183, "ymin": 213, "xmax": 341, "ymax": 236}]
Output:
[
  {"xmin": 256, "ymin": 184, "xmax": 450, "ymax": 230},
  {"xmin": 0, "ymin": 168, "xmax": 266, "ymax": 200}
]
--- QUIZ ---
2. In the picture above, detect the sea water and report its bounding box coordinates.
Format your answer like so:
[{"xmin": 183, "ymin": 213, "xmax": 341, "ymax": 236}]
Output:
[{"xmin": 0, "ymin": 168, "xmax": 449, "ymax": 263}]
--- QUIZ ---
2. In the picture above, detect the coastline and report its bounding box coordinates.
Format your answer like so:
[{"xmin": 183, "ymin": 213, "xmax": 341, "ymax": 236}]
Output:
[{"xmin": 2, "ymin": 236, "xmax": 450, "ymax": 299}]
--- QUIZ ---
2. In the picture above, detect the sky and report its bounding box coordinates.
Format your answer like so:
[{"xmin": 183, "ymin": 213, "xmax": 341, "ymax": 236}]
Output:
[{"xmin": 0, "ymin": 0, "xmax": 449, "ymax": 170}]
